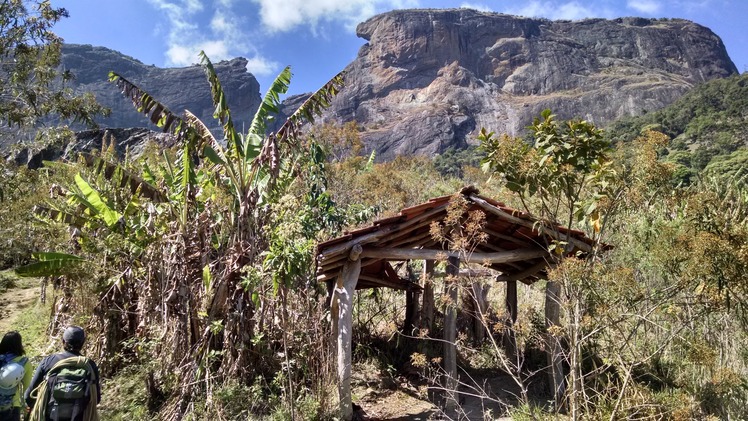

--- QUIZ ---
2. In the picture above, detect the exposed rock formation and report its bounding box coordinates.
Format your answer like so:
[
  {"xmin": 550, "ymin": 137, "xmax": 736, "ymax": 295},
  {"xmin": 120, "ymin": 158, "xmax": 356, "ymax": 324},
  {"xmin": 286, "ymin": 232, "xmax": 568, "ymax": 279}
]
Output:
[
  {"xmin": 322, "ymin": 9, "xmax": 738, "ymax": 160},
  {"xmin": 12, "ymin": 128, "xmax": 176, "ymax": 169},
  {"xmin": 61, "ymin": 44, "xmax": 262, "ymax": 133}
]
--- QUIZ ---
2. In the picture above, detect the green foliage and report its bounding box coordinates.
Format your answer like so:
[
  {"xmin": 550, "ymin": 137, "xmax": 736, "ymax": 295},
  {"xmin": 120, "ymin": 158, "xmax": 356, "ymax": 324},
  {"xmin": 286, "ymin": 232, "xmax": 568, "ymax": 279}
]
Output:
[
  {"xmin": 0, "ymin": 157, "xmax": 68, "ymax": 269},
  {"xmin": 480, "ymin": 110, "xmax": 615, "ymax": 233},
  {"xmin": 0, "ymin": 270, "xmax": 17, "ymax": 292},
  {"xmin": 432, "ymin": 146, "xmax": 484, "ymax": 178},
  {"xmin": 0, "ymin": 0, "xmax": 107, "ymax": 130},
  {"xmin": 703, "ymin": 147, "xmax": 748, "ymax": 178},
  {"xmin": 605, "ymin": 73, "xmax": 748, "ymax": 176},
  {"xmin": 14, "ymin": 251, "xmax": 84, "ymax": 277}
]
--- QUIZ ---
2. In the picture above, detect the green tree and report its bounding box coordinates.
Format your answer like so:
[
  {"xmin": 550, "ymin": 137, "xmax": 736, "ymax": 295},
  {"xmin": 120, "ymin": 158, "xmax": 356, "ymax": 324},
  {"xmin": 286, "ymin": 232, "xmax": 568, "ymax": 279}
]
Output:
[
  {"xmin": 480, "ymin": 110, "xmax": 618, "ymax": 416},
  {"xmin": 18, "ymin": 51, "xmax": 348, "ymax": 418},
  {"xmin": 0, "ymin": 0, "xmax": 106, "ymax": 137}
]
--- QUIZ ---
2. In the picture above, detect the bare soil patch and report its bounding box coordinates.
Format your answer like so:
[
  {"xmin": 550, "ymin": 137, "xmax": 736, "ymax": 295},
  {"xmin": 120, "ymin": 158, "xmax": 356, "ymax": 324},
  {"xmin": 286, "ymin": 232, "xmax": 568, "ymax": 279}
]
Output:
[{"xmin": 0, "ymin": 278, "xmax": 39, "ymax": 333}]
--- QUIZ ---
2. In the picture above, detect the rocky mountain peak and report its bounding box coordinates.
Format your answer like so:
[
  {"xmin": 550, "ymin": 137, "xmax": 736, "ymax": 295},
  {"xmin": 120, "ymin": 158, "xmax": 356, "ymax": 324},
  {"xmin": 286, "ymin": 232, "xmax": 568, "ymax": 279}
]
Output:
[
  {"xmin": 321, "ymin": 9, "xmax": 737, "ymax": 160},
  {"xmin": 62, "ymin": 44, "xmax": 262, "ymax": 133}
]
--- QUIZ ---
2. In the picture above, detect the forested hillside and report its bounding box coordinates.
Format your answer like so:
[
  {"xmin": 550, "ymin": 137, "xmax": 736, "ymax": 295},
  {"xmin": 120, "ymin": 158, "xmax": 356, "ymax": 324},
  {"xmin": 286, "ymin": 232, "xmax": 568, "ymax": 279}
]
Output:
[{"xmin": 605, "ymin": 73, "xmax": 748, "ymax": 182}]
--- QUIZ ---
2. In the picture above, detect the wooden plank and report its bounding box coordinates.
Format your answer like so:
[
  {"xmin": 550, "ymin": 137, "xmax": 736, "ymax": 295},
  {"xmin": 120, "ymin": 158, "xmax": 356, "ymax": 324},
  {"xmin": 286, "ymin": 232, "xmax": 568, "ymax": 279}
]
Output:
[
  {"xmin": 421, "ymin": 260, "xmax": 435, "ymax": 334},
  {"xmin": 469, "ymin": 194, "xmax": 592, "ymax": 253},
  {"xmin": 503, "ymin": 280, "xmax": 518, "ymax": 358},
  {"xmin": 483, "ymin": 227, "xmax": 533, "ymax": 247},
  {"xmin": 495, "ymin": 259, "xmax": 552, "ymax": 282},
  {"xmin": 383, "ymin": 227, "xmax": 433, "ymax": 249},
  {"xmin": 318, "ymin": 202, "xmax": 449, "ymax": 259},
  {"xmin": 361, "ymin": 246, "xmax": 548, "ymax": 264}
]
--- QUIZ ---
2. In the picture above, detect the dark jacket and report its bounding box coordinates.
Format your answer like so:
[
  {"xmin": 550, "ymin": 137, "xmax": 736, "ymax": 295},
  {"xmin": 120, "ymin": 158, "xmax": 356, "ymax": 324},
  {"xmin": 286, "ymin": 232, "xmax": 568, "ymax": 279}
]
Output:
[{"xmin": 23, "ymin": 351, "xmax": 101, "ymax": 411}]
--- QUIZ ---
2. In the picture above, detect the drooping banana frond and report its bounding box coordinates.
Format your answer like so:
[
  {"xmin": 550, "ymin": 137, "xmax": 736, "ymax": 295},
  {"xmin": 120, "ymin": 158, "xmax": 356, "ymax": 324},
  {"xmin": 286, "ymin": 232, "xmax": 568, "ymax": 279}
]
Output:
[
  {"xmin": 248, "ymin": 70, "xmax": 345, "ymax": 206},
  {"xmin": 80, "ymin": 153, "xmax": 168, "ymax": 203},
  {"xmin": 15, "ymin": 252, "xmax": 86, "ymax": 277},
  {"xmin": 33, "ymin": 205, "xmax": 88, "ymax": 228},
  {"xmin": 274, "ymin": 70, "xmax": 345, "ymax": 145},
  {"xmin": 184, "ymin": 110, "xmax": 216, "ymax": 146},
  {"xmin": 199, "ymin": 52, "xmax": 241, "ymax": 154},
  {"xmin": 108, "ymin": 72, "xmax": 187, "ymax": 139}
]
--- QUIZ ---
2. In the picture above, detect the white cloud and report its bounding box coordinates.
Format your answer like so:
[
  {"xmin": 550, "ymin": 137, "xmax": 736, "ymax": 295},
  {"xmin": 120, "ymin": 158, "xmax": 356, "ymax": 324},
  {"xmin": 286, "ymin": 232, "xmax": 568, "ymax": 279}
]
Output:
[
  {"xmin": 506, "ymin": 1, "xmax": 614, "ymax": 20},
  {"xmin": 627, "ymin": 0, "xmax": 662, "ymax": 14},
  {"xmin": 147, "ymin": 0, "xmax": 278, "ymax": 75},
  {"xmin": 250, "ymin": 0, "xmax": 419, "ymax": 34},
  {"xmin": 460, "ymin": 3, "xmax": 493, "ymax": 12},
  {"xmin": 245, "ymin": 56, "xmax": 280, "ymax": 76}
]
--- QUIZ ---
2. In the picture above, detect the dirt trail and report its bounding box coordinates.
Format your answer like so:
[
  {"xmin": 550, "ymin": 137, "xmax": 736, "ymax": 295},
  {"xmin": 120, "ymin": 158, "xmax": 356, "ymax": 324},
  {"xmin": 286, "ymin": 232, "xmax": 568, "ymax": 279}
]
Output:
[{"xmin": 0, "ymin": 279, "xmax": 39, "ymax": 333}]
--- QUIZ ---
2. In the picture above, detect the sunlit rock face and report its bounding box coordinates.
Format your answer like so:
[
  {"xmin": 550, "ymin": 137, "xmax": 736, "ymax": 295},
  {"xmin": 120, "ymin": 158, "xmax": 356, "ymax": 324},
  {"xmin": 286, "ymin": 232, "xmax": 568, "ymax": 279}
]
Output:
[{"xmin": 321, "ymin": 9, "xmax": 737, "ymax": 160}]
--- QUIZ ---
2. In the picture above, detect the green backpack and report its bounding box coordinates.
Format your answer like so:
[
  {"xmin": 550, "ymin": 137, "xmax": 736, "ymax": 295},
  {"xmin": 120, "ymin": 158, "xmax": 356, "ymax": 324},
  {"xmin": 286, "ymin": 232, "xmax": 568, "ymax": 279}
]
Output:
[{"xmin": 45, "ymin": 357, "xmax": 95, "ymax": 420}]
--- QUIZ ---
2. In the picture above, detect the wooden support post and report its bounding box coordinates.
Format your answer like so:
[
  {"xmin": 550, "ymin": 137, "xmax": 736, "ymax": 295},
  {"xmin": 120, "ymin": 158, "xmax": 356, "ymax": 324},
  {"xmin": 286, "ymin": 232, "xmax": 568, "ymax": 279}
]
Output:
[
  {"xmin": 444, "ymin": 256, "xmax": 460, "ymax": 414},
  {"xmin": 470, "ymin": 282, "xmax": 490, "ymax": 344},
  {"xmin": 545, "ymin": 280, "xmax": 565, "ymax": 408},
  {"xmin": 328, "ymin": 280, "xmax": 338, "ymax": 356},
  {"xmin": 421, "ymin": 260, "xmax": 435, "ymax": 334},
  {"xmin": 337, "ymin": 245, "xmax": 362, "ymax": 421},
  {"xmin": 503, "ymin": 280, "xmax": 518, "ymax": 358},
  {"xmin": 403, "ymin": 289, "xmax": 416, "ymax": 336}
]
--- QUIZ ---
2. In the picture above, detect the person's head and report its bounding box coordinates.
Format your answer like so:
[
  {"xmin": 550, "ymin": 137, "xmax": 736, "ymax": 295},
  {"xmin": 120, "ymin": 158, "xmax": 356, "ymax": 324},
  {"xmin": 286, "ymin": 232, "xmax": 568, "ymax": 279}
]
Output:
[
  {"xmin": 62, "ymin": 326, "xmax": 85, "ymax": 353},
  {"xmin": 0, "ymin": 331, "xmax": 25, "ymax": 356}
]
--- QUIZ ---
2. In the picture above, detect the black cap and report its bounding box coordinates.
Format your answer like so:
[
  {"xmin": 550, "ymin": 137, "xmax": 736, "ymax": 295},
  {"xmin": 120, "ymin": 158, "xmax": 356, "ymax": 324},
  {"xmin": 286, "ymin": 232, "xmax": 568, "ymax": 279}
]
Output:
[{"xmin": 63, "ymin": 326, "xmax": 85, "ymax": 346}]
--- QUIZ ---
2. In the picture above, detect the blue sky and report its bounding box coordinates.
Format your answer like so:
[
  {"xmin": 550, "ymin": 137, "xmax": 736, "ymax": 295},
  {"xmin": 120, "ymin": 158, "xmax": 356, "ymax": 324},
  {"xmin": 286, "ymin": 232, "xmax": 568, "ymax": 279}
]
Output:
[{"xmin": 53, "ymin": 0, "xmax": 747, "ymax": 96}]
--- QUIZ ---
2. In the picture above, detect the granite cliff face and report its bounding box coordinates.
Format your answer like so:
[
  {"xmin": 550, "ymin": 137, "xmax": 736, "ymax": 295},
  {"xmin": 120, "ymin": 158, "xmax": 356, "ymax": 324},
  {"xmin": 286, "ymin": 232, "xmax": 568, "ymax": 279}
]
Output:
[
  {"xmin": 10, "ymin": 12, "xmax": 738, "ymax": 164},
  {"xmin": 322, "ymin": 9, "xmax": 738, "ymax": 159},
  {"xmin": 61, "ymin": 44, "xmax": 262, "ymax": 133}
]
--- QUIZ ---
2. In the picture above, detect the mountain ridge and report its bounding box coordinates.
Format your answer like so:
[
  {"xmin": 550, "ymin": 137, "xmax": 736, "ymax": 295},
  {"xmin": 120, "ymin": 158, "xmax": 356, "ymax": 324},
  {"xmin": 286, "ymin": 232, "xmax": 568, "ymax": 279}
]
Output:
[
  {"xmin": 9, "ymin": 9, "xmax": 739, "ymax": 164},
  {"xmin": 318, "ymin": 9, "xmax": 737, "ymax": 160}
]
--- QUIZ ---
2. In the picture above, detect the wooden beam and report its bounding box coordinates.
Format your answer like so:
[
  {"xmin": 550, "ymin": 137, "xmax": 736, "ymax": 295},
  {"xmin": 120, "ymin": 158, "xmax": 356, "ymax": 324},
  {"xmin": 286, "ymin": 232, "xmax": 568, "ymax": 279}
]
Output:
[
  {"xmin": 431, "ymin": 268, "xmax": 495, "ymax": 278},
  {"xmin": 361, "ymin": 246, "xmax": 548, "ymax": 264},
  {"xmin": 358, "ymin": 274, "xmax": 413, "ymax": 290},
  {"xmin": 484, "ymin": 227, "xmax": 533, "ymax": 247},
  {"xmin": 503, "ymin": 280, "xmax": 518, "ymax": 358},
  {"xmin": 385, "ymin": 229, "xmax": 433, "ymax": 249},
  {"xmin": 377, "ymin": 218, "xmax": 433, "ymax": 245},
  {"xmin": 444, "ymin": 255, "xmax": 459, "ymax": 415},
  {"xmin": 337, "ymin": 252, "xmax": 361, "ymax": 420},
  {"xmin": 318, "ymin": 202, "xmax": 448, "ymax": 260},
  {"xmin": 421, "ymin": 260, "xmax": 435, "ymax": 334},
  {"xmin": 469, "ymin": 194, "xmax": 592, "ymax": 253},
  {"xmin": 495, "ymin": 259, "xmax": 552, "ymax": 282}
]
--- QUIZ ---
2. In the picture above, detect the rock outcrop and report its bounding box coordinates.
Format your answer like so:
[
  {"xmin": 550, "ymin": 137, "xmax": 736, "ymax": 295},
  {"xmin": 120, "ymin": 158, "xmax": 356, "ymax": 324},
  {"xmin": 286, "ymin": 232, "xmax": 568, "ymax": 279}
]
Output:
[
  {"xmin": 11, "ymin": 128, "xmax": 176, "ymax": 169},
  {"xmin": 321, "ymin": 9, "xmax": 738, "ymax": 160},
  {"xmin": 61, "ymin": 44, "xmax": 262, "ymax": 133}
]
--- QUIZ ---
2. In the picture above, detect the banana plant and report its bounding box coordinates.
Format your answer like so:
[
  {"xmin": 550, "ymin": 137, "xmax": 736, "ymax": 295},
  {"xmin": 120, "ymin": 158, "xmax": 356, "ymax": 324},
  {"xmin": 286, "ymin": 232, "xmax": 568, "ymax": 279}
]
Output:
[{"xmin": 198, "ymin": 52, "xmax": 345, "ymax": 227}]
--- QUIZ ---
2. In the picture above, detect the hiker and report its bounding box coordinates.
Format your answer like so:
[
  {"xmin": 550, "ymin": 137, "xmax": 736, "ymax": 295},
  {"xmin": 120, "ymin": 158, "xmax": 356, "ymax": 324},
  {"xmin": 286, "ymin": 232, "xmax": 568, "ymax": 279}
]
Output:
[
  {"xmin": 24, "ymin": 326, "xmax": 101, "ymax": 421},
  {"xmin": 0, "ymin": 331, "xmax": 33, "ymax": 421}
]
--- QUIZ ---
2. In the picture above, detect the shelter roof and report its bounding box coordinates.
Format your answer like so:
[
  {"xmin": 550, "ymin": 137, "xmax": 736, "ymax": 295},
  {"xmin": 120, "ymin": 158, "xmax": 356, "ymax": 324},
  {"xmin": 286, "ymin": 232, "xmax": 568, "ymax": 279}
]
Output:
[{"xmin": 316, "ymin": 186, "xmax": 599, "ymax": 290}]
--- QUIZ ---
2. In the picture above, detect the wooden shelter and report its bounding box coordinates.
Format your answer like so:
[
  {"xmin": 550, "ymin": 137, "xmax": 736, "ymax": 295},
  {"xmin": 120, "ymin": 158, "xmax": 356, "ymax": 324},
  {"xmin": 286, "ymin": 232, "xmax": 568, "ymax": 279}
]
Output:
[{"xmin": 316, "ymin": 186, "xmax": 599, "ymax": 419}]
